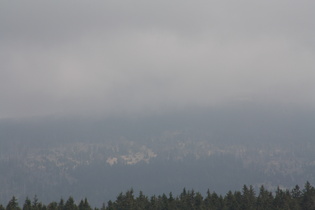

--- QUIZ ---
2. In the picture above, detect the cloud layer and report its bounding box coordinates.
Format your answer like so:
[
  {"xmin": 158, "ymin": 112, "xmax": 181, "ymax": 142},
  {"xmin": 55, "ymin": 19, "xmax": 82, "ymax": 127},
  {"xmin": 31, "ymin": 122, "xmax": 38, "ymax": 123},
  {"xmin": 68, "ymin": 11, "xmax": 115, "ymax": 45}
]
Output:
[{"xmin": 1, "ymin": 1, "xmax": 314, "ymax": 118}]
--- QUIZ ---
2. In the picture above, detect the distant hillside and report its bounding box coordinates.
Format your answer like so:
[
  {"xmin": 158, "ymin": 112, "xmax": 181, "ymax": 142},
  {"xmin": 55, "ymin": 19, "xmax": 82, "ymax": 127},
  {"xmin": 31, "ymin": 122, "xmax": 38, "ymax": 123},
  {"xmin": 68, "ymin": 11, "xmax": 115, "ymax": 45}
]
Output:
[{"xmin": 0, "ymin": 109, "xmax": 314, "ymax": 206}]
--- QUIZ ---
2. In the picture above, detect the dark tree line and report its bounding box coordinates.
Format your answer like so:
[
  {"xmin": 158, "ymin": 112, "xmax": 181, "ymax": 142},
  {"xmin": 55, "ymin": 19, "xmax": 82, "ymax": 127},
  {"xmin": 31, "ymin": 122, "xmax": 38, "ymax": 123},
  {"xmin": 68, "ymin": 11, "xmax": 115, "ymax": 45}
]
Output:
[{"xmin": 1, "ymin": 182, "xmax": 315, "ymax": 210}]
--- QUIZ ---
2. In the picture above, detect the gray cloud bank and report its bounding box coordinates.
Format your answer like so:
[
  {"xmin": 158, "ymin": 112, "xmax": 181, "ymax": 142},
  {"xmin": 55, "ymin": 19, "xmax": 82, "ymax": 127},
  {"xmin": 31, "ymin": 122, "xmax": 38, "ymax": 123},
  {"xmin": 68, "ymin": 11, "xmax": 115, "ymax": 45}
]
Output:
[{"xmin": 1, "ymin": 1, "xmax": 314, "ymax": 119}]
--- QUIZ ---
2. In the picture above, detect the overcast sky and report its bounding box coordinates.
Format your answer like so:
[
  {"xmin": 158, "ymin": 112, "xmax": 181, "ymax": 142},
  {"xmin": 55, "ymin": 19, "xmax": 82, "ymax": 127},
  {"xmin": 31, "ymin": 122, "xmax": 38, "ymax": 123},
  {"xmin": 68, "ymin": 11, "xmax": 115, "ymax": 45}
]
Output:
[{"xmin": 1, "ymin": 1, "xmax": 314, "ymax": 119}]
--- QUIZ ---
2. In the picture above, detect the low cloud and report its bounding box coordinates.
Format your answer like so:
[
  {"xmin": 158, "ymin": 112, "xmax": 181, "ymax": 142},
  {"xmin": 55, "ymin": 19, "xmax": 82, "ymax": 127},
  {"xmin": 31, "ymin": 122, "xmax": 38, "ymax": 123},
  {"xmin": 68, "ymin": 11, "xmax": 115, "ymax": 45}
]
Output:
[{"xmin": 0, "ymin": 1, "xmax": 314, "ymax": 118}]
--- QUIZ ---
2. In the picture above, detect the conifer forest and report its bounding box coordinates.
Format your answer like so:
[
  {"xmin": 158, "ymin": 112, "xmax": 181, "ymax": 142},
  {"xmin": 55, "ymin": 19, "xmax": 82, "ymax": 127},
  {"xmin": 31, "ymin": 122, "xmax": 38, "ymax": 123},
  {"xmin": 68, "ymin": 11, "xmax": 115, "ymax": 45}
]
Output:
[{"xmin": 2, "ymin": 182, "xmax": 315, "ymax": 210}]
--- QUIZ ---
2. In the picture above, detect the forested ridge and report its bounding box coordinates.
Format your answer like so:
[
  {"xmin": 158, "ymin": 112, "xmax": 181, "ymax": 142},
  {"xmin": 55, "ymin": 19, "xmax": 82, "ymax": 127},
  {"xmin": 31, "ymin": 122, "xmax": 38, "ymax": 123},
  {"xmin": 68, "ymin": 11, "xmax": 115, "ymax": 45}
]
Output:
[{"xmin": 2, "ymin": 182, "xmax": 315, "ymax": 210}]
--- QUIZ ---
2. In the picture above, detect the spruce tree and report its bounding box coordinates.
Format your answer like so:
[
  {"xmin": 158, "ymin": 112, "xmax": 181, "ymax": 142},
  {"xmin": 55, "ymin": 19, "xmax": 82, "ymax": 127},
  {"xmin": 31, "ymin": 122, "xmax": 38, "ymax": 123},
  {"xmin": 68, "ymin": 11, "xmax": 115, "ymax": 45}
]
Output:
[
  {"xmin": 224, "ymin": 190, "xmax": 237, "ymax": 210},
  {"xmin": 301, "ymin": 181, "xmax": 315, "ymax": 210},
  {"xmin": 78, "ymin": 198, "xmax": 91, "ymax": 210},
  {"xmin": 22, "ymin": 197, "xmax": 31, "ymax": 210},
  {"xmin": 241, "ymin": 185, "xmax": 256, "ymax": 210},
  {"xmin": 64, "ymin": 197, "xmax": 77, "ymax": 210},
  {"xmin": 6, "ymin": 196, "xmax": 20, "ymax": 210},
  {"xmin": 47, "ymin": 202, "xmax": 57, "ymax": 210},
  {"xmin": 57, "ymin": 199, "xmax": 64, "ymax": 210}
]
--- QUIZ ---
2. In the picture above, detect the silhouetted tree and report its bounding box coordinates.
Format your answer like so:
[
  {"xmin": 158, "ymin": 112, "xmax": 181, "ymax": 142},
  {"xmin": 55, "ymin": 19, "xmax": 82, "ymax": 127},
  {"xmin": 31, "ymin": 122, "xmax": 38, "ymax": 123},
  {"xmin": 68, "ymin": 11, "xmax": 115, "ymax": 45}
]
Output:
[
  {"xmin": 22, "ymin": 197, "xmax": 31, "ymax": 210},
  {"xmin": 241, "ymin": 185, "xmax": 256, "ymax": 210},
  {"xmin": 47, "ymin": 202, "xmax": 57, "ymax": 210},
  {"xmin": 256, "ymin": 185, "xmax": 273, "ymax": 210},
  {"xmin": 6, "ymin": 196, "xmax": 20, "ymax": 210},
  {"xmin": 194, "ymin": 192, "xmax": 203, "ymax": 210},
  {"xmin": 64, "ymin": 197, "xmax": 77, "ymax": 210},
  {"xmin": 134, "ymin": 191, "xmax": 149, "ymax": 210},
  {"xmin": 57, "ymin": 199, "xmax": 64, "ymax": 210},
  {"xmin": 301, "ymin": 181, "xmax": 315, "ymax": 210},
  {"xmin": 224, "ymin": 190, "xmax": 237, "ymax": 210},
  {"xmin": 78, "ymin": 198, "xmax": 91, "ymax": 210}
]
